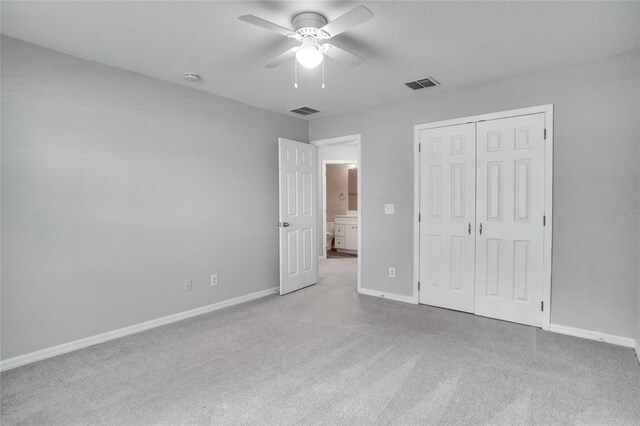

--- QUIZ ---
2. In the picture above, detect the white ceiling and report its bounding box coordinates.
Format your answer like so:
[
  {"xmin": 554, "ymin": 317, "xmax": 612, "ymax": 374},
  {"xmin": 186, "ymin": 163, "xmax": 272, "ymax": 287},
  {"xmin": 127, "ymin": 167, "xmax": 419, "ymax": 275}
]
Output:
[{"xmin": 3, "ymin": 1, "xmax": 640, "ymax": 120}]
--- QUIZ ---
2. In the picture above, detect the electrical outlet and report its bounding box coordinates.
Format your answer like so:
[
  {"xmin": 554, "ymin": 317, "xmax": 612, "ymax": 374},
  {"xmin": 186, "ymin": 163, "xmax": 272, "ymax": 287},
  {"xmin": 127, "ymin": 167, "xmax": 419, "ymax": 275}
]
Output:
[
  {"xmin": 184, "ymin": 280, "xmax": 193, "ymax": 293},
  {"xmin": 384, "ymin": 204, "xmax": 395, "ymax": 214},
  {"xmin": 210, "ymin": 274, "xmax": 218, "ymax": 286},
  {"xmin": 388, "ymin": 267, "xmax": 396, "ymax": 278}
]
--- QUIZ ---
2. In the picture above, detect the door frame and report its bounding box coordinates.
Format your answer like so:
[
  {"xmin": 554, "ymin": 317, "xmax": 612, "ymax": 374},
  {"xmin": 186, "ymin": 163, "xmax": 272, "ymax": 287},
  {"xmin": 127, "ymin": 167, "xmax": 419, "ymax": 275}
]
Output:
[
  {"xmin": 413, "ymin": 104, "xmax": 553, "ymax": 330},
  {"xmin": 311, "ymin": 134, "xmax": 362, "ymax": 293},
  {"xmin": 322, "ymin": 160, "xmax": 358, "ymax": 259}
]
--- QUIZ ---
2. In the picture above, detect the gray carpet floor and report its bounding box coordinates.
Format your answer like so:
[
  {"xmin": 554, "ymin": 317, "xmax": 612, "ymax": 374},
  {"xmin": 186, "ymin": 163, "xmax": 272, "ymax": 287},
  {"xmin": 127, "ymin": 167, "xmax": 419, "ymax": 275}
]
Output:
[{"xmin": 2, "ymin": 258, "xmax": 640, "ymax": 425}]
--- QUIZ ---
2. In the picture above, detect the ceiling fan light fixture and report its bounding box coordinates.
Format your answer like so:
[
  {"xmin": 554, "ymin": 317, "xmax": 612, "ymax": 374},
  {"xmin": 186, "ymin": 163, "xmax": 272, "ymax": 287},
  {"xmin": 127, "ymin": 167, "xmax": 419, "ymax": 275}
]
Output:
[{"xmin": 295, "ymin": 44, "xmax": 323, "ymax": 69}]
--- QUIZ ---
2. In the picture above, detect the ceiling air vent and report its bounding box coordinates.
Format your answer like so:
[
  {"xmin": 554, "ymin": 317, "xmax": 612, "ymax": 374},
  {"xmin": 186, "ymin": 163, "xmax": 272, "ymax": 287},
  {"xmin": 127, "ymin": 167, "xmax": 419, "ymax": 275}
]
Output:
[
  {"xmin": 289, "ymin": 106, "xmax": 320, "ymax": 116},
  {"xmin": 405, "ymin": 77, "xmax": 440, "ymax": 90}
]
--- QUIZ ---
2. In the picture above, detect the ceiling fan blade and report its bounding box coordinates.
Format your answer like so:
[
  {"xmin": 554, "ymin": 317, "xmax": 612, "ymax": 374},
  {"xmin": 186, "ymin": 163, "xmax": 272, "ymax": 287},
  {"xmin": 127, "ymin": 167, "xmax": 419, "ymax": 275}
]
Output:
[
  {"xmin": 239, "ymin": 15, "xmax": 296, "ymax": 38},
  {"xmin": 320, "ymin": 6, "xmax": 374, "ymax": 38},
  {"xmin": 322, "ymin": 44, "xmax": 364, "ymax": 67},
  {"xmin": 263, "ymin": 48, "xmax": 297, "ymax": 68}
]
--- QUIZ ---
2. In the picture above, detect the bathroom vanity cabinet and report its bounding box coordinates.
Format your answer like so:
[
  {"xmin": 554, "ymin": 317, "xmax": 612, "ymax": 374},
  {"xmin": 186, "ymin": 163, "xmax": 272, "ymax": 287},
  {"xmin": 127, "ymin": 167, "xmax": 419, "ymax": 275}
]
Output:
[{"xmin": 334, "ymin": 215, "xmax": 358, "ymax": 254}]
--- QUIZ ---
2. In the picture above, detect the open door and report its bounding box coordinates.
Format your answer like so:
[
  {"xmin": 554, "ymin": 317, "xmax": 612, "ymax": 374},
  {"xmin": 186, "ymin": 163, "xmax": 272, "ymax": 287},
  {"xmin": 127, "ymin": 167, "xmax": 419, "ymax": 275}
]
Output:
[{"xmin": 278, "ymin": 138, "xmax": 318, "ymax": 295}]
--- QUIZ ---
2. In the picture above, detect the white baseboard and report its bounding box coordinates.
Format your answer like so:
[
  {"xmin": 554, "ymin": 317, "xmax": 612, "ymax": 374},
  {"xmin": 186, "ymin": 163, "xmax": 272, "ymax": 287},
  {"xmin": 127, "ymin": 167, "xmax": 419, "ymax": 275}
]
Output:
[
  {"xmin": 635, "ymin": 341, "xmax": 640, "ymax": 365},
  {"xmin": 549, "ymin": 323, "xmax": 637, "ymax": 348},
  {"xmin": 359, "ymin": 288, "xmax": 418, "ymax": 304},
  {"xmin": 0, "ymin": 286, "xmax": 278, "ymax": 372}
]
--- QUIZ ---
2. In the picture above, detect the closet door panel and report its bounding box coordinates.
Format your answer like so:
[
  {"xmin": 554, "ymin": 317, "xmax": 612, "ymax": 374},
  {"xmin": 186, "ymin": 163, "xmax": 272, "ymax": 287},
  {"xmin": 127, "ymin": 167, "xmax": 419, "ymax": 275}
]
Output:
[
  {"xmin": 419, "ymin": 123, "xmax": 476, "ymax": 312},
  {"xmin": 475, "ymin": 114, "xmax": 545, "ymax": 327}
]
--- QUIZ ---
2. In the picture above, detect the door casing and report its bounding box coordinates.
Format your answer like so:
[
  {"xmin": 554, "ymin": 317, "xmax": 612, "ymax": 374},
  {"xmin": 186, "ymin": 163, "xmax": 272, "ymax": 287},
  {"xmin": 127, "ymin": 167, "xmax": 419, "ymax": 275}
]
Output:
[{"xmin": 413, "ymin": 105, "xmax": 554, "ymax": 330}]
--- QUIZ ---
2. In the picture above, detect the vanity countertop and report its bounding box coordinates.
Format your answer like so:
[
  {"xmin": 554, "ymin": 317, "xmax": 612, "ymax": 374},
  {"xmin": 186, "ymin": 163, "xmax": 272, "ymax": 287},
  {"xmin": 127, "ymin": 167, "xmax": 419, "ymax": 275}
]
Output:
[{"xmin": 334, "ymin": 214, "xmax": 358, "ymax": 219}]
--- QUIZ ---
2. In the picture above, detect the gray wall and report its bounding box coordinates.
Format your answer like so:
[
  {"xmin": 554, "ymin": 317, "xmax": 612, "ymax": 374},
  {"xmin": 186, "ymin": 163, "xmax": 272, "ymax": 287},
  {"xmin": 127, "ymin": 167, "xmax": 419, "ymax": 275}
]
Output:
[
  {"xmin": 1, "ymin": 37, "xmax": 308, "ymax": 360},
  {"xmin": 310, "ymin": 50, "xmax": 640, "ymax": 339}
]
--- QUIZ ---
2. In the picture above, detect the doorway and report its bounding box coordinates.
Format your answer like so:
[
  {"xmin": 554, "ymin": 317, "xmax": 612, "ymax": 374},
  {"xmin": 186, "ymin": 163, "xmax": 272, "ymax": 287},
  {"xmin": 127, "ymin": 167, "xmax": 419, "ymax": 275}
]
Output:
[
  {"xmin": 324, "ymin": 162, "xmax": 358, "ymax": 259},
  {"xmin": 311, "ymin": 134, "xmax": 362, "ymax": 293}
]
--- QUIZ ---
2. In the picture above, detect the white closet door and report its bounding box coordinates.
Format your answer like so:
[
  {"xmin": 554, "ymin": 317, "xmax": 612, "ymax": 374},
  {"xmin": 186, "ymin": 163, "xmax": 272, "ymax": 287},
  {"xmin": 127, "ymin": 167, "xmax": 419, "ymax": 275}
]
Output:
[
  {"xmin": 475, "ymin": 114, "xmax": 546, "ymax": 327},
  {"xmin": 419, "ymin": 123, "xmax": 476, "ymax": 312}
]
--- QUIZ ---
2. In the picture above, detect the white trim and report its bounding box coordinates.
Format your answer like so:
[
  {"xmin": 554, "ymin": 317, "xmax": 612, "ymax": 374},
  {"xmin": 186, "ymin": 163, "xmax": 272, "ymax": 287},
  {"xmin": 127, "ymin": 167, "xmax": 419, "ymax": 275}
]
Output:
[
  {"xmin": 0, "ymin": 286, "xmax": 278, "ymax": 372},
  {"xmin": 311, "ymin": 134, "xmax": 362, "ymax": 293},
  {"xmin": 541, "ymin": 106, "xmax": 554, "ymax": 331},
  {"xmin": 321, "ymin": 159, "xmax": 358, "ymax": 259},
  {"xmin": 358, "ymin": 288, "xmax": 417, "ymax": 305},
  {"xmin": 413, "ymin": 127, "xmax": 421, "ymax": 305},
  {"xmin": 414, "ymin": 104, "xmax": 553, "ymax": 131},
  {"xmin": 413, "ymin": 104, "xmax": 554, "ymax": 330},
  {"xmin": 549, "ymin": 323, "xmax": 637, "ymax": 348},
  {"xmin": 311, "ymin": 134, "xmax": 360, "ymax": 147},
  {"xmin": 635, "ymin": 341, "xmax": 640, "ymax": 365}
]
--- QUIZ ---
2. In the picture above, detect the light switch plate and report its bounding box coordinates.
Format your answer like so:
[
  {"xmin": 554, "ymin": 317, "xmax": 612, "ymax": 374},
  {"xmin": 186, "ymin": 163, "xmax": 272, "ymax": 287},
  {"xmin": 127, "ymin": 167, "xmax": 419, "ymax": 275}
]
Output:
[{"xmin": 384, "ymin": 204, "xmax": 395, "ymax": 214}]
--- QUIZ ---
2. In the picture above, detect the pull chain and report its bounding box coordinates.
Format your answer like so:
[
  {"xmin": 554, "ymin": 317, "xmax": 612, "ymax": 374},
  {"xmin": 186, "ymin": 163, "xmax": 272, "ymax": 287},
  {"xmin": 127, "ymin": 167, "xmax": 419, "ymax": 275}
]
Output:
[{"xmin": 322, "ymin": 60, "xmax": 325, "ymax": 89}]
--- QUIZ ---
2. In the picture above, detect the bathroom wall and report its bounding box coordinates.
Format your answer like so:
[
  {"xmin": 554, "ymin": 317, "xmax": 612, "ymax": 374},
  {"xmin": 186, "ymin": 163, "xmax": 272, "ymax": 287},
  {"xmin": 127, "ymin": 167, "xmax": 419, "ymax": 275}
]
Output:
[
  {"xmin": 348, "ymin": 168, "xmax": 358, "ymax": 211},
  {"xmin": 326, "ymin": 164, "xmax": 352, "ymax": 222}
]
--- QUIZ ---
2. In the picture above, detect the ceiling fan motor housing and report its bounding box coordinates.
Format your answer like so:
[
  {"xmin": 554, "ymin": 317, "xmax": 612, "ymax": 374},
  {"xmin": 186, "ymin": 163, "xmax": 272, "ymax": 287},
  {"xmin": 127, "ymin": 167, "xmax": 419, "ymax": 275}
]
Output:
[{"xmin": 292, "ymin": 12, "xmax": 328, "ymax": 37}]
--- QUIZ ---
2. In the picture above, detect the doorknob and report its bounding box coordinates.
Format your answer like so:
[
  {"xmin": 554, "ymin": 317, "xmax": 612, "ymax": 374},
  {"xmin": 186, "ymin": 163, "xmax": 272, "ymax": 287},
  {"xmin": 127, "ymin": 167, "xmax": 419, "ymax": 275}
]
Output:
[
  {"xmin": 281, "ymin": 222, "xmax": 290, "ymax": 227},
  {"xmin": 479, "ymin": 223, "xmax": 483, "ymax": 235},
  {"xmin": 468, "ymin": 223, "xmax": 471, "ymax": 235}
]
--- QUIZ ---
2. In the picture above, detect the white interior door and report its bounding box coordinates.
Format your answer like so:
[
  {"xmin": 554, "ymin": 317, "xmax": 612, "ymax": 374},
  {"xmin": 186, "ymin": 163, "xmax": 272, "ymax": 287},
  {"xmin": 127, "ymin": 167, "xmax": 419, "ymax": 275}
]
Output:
[
  {"xmin": 475, "ymin": 114, "xmax": 546, "ymax": 326},
  {"xmin": 278, "ymin": 138, "xmax": 318, "ymax": 295},
  {"xmin": 419, "ymin": 123, "xmax": 476, "ymax": 312}
]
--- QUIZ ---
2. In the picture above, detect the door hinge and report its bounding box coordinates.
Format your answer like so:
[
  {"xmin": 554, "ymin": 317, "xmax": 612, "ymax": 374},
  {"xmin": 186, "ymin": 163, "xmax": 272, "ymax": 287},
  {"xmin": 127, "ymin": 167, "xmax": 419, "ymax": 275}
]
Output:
[
  {"xmin": 419, "ymin": 213, "xmax": 421, "ymax": 222},
  {"xmin": 418, "ymin": 143, "xmax": 421, "ymax": 152},
  {"xmin": 418, "ymin": 282, "xmax": 421, "ymax": 291},
  {"xmin": 543, "ymin": 215, "xmax": 546, "ymax": 226},
  {"xmin": 544, "ymin": 129, "xmax": 547, "ymax": 140},
  {"xmin": 541, "ymin": 301, "xmax": 544, "ymax": 312}
]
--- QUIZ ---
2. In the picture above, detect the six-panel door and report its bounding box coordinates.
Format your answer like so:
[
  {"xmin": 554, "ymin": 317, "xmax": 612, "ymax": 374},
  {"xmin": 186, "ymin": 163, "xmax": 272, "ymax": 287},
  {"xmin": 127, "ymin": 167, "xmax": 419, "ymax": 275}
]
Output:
[
  {"xmin": 419, "ymin": 123, "xmax": 476, "ymax": 312},
  {"xmin": 474, "ymin": 114, "xmax": 545, "ymax": 327},
  {"xmin": 279, "ymin": 139, "xmax": 318, "ymax": 295}
]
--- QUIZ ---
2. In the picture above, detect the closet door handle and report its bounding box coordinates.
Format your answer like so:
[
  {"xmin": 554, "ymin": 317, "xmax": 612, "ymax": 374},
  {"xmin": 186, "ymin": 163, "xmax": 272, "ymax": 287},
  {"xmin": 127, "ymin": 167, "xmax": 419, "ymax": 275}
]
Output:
[
  {"xmin": 479, "ymin": 223, "xmax": 482, "ymax": 235},
  {"xmin": 468, "ymin": 223, "xmax": 471, "ymax": 235}
]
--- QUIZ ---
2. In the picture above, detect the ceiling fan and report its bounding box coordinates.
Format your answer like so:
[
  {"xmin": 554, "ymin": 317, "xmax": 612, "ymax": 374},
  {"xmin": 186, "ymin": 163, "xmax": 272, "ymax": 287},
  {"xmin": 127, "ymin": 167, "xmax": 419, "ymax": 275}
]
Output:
[{"xmin": 239, "ymin": 5, "xmax": 374, "ymax": 70}]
